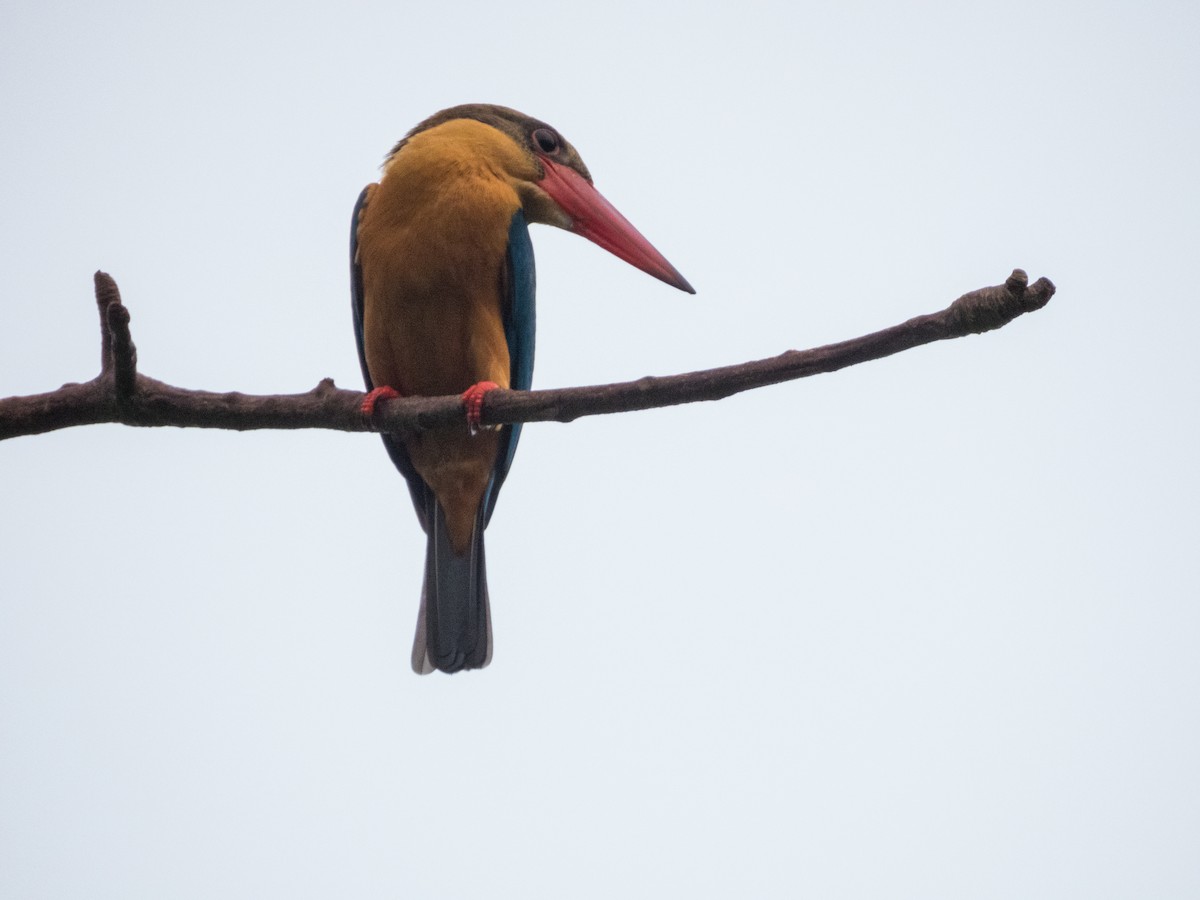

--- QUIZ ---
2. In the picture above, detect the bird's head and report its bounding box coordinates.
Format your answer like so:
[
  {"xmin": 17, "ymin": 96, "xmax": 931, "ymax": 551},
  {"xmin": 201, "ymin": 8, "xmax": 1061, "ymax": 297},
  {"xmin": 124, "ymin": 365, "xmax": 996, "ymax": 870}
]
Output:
[{"xmin": 387, "ymin": 104, "xmax": 694, "ymax": 294}]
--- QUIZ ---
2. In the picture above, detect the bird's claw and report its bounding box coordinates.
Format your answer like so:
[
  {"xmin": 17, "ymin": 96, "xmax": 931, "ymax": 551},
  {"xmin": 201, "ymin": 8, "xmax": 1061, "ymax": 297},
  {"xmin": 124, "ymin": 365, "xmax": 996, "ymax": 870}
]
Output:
[
  {"xmin": 361, "ymin": 385, "xmax": 401, "ymax": 417},
  {"xmin": 461, "ymin": 381, "xmax": 501, "ymax": 435}
]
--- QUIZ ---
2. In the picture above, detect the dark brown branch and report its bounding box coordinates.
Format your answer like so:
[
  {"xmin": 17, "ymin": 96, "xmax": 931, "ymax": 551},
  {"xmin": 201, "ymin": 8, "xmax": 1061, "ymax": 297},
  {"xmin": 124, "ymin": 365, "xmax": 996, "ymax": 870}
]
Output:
[
  {"xmin": 0, "ymin": 269, "xmax": 1054, "ymax": 442},
  {"xmin": 94, "ymin": 270, "xmax": 121, "ymax": 375}
]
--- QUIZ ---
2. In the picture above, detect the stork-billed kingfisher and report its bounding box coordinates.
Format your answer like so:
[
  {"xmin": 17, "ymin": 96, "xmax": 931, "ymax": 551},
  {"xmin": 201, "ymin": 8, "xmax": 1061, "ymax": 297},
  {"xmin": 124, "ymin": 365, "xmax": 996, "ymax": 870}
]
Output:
[{"xmin": 351, "ymin": 104, "xmax": 693, "ymax": 674}]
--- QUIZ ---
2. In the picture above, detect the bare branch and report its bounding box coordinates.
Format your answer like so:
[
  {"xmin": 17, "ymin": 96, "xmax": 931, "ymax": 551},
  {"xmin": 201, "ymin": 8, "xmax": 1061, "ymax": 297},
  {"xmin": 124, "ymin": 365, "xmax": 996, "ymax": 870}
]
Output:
[
  {"xmin": 94, "ymin": 270, "xmax": 121, "ymax": 375},
  {"xmin": 0, "ymin": 269, "xmax": 1054, "ymax": 442}
]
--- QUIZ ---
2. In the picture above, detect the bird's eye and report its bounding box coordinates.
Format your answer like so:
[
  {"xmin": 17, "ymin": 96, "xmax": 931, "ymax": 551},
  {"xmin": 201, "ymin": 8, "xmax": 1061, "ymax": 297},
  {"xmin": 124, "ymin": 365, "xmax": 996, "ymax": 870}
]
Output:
[{"xmin": 532, "ymin": 128, "xmax": 559, "ymax": 154}]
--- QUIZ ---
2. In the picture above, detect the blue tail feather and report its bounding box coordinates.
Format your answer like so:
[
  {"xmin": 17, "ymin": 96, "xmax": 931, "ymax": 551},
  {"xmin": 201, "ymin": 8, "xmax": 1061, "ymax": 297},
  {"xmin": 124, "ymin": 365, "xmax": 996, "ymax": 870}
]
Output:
[{"xmin": 411, "ymin": 501, "xmax": 491, "ymax": 674}]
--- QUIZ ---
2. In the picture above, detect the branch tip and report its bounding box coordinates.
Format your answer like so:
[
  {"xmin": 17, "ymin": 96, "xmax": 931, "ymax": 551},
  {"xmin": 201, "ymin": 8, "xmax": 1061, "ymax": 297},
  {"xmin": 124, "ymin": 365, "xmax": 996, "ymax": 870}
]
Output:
[
  {"xmin": 1026, "ymin": 276, "xmax": 1055, "ymax": 311},
  {"xmin": 106, "ymin": 302, "xmax": 131, "ymax": 330},
  {"xmin": 94, "ymin": 271, "xmax": 123, "ymax": 373},
  {"xmin": 948, "ymin": 269, "xmax": 1055, "ymax": 336},
  {"xmin": 104, "ymin": 287, "xmax": 137, "ymax": 399},
  {"xmin": 1005, "ymin": 269, "xmax": 1029, "ymax": 293},
  {"xmin": 93, "ymin": 270, "xmax": 121, "ymax": 307}
]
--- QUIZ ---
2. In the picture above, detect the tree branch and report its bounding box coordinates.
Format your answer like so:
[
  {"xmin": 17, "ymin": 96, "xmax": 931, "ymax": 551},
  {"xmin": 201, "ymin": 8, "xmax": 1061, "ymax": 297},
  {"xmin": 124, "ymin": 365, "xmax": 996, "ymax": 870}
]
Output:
[{"xmin": 0, "ymin": 269, "xmax": 1054, "ymax": 442}]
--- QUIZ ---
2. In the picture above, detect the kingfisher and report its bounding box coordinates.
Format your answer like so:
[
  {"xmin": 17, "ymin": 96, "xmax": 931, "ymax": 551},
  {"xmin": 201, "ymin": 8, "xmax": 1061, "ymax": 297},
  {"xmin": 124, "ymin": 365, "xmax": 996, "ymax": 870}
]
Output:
[{"xmin": 351, "ymin": 104, "xmax": 693, "ymax": 674}]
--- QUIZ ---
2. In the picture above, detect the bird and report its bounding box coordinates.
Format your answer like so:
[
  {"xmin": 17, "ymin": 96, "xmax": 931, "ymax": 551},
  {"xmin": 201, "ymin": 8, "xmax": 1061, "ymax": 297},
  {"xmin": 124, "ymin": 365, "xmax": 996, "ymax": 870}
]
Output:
[{"xmin": 350, "ymin": 104, "xmax": 693, "ymax": 674}]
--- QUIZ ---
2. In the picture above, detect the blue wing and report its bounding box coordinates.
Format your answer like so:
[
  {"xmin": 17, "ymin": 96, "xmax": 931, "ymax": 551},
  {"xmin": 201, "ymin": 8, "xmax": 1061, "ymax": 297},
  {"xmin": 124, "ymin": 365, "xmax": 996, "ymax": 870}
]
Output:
[
  {"xmin": 483, "ymin": 208, "xmax": 536, "ymax": 525},
  {"xmin": 352, "ymin": 192, "xmax": 535, "ymax": 532}
]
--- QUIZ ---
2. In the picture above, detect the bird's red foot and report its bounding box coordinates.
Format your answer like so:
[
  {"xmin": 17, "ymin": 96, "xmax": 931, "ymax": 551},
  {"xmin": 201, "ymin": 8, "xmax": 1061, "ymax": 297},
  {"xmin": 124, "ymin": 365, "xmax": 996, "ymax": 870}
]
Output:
[
  {"xmin": 361, "ymin": 385, "xmax": 401, "ymax": 417},
  {"xmin": 461, "ymin": 381, "xmax": 500, "ymax": 435}
]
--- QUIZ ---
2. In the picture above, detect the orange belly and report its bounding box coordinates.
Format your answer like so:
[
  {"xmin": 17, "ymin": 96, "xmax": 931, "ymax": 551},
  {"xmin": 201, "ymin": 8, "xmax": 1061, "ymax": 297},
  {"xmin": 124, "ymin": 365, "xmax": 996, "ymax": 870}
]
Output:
[{"xmin": 356, "ymin": 157, "xmax": 520, "ymax": 552}]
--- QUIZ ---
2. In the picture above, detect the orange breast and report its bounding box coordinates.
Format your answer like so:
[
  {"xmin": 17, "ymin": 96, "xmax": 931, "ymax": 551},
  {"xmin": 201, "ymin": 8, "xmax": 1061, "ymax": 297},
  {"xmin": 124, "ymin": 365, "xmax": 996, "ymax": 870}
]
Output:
[{"xmin": 355, "ymin": 120, "xmax": 527, "ymax": 551}]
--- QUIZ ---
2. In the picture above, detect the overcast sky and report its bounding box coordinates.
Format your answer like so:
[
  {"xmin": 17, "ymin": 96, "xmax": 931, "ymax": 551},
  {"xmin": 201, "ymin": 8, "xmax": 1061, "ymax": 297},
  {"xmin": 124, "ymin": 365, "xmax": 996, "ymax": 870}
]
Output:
[{"xmin": 2, "ymin": 1, "xmax": 1198, "ymax": 897}]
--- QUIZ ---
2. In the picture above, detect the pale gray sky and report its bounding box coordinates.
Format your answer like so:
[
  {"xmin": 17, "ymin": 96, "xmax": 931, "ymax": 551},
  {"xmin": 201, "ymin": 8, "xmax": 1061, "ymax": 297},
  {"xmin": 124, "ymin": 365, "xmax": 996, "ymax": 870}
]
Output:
[{"xmin": 3, "ymin": 1, "xmax": 1198, "ymax": 897}]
